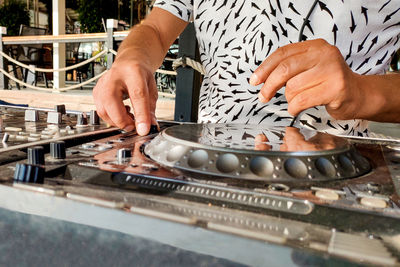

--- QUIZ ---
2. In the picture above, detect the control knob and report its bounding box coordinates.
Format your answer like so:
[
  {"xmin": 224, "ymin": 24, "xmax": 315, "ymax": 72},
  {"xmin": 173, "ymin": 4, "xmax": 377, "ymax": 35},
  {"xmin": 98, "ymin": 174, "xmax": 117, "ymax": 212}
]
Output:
[
  {"xmin": 14, "ymin": 163, "xmax": 45, "ymax": 183},
  {"xmin": 24, "ymin": 110, "xmax": 39, "ymax": 122},
  {"xmin": 149, "ymin": 125, "xmax": 160, "ymax": 134},
  {"xmin": 117, "ymin": 148, "xmax": 132, "ymax": 161},
  {"xmin": 2, "ymin": 133, "xmax": 9, "ymax": 143},
  {"xmin": 54, "ymin": 104, "xmax": 66, "ymax": 115},
  {"xmin": 27, "ymin": 146, "xmax": 45, "ymax": 165},
  {"xmin": 50, "ymin": 141, "xmax": 66, "ymax": 159},
  {"xmin": 77, "ymin": 113, "xmax": 88, "ymax": 126},
  {"xmin": 90, "ymin": 110, "xmax": 100, "ymax": 125}
]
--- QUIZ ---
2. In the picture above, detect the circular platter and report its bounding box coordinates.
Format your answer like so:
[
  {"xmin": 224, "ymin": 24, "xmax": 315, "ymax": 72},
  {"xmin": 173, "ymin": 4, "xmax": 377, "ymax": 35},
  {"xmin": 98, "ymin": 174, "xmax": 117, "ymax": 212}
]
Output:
[{"xmin": 144, "ymin": 124, "xmax": 371, "ymax": 182}]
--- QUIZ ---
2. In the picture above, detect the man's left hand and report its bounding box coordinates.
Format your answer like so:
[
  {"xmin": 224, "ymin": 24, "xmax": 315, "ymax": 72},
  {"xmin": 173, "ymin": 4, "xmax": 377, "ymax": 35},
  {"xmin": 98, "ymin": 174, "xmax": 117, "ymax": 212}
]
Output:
[{"xmin": 250, "ymin": 39, "xmax": 364, "ymax": 120}]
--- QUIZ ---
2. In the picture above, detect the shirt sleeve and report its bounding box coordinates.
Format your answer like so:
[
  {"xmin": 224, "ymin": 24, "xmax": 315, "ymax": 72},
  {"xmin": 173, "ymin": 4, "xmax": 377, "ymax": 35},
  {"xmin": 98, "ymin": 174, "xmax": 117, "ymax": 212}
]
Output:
[{"xmin": 153, "ymin": 0, "xmax": 193, "ymax": 22}]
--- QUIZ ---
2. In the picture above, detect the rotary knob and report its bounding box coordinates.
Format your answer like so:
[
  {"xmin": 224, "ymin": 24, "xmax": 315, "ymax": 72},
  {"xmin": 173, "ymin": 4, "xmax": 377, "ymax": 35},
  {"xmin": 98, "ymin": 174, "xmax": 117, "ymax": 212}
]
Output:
[
  {"xmin": 77, "ymin": 113, "xmax": 88, "ymax": 126},
  {"xmin": 50, "ymin": 141, "xmax": 66, "ymax": 159},
  {"xmin": 149, "ymin": 124, "xmax": 160, "ymax": 134},
  {"xmin": 2, "ymin": 133, "xmax": 9, "ymax": 143},
  {"xmin": 24, "ymin": 109, "xmax": 39, "ymax": 122},
  {"xmin": 14, "ymin": 163, "xmax": 45, "ymax": 183},
  {"xmin": 27, "ymin": 146, "xmax": 45, "ymax": 165},
  {"xmin": 90, "ymin": 110, "xmax": 100, "ymax": 125},
  {"xmin": 54, "ymin": 104, "xmax": 66, "ymax": 115},
  {"xmin": 117, "ymin": 148, "xmax": 132, "ymax": 161}
]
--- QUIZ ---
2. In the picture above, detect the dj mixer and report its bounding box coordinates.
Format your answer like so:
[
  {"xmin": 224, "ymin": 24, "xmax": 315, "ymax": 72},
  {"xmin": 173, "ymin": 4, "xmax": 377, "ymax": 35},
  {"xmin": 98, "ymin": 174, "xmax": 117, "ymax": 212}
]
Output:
[{"xmin": 1, "ymin": 104, "xmax": 400, "ymax": 266}]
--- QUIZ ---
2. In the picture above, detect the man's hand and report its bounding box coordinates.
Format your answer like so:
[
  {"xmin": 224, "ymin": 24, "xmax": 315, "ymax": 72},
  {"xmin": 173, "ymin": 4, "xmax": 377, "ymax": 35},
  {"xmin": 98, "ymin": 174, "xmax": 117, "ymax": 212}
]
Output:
[
  {"xmin": 93, "ymin": 59, "xmax": 158, "ymax": 135},
  {"xmin": 92, "ymin": 7, "xmax": 188, "ymax": 136},
  {"xmin": 250, "ymin": 39, "xmax": 364, "ymax": 120}
]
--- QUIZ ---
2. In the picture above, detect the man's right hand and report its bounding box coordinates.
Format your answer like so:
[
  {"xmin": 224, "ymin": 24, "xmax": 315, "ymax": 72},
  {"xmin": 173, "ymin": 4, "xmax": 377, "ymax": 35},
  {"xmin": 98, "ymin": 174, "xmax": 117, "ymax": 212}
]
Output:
[
  {"xmin": 93, "ymin": 59, "xmax": 158, "ymax": 136},
  {"xmin": 92, "ymin": 7, "xmax": 188, "ymax": 136}
]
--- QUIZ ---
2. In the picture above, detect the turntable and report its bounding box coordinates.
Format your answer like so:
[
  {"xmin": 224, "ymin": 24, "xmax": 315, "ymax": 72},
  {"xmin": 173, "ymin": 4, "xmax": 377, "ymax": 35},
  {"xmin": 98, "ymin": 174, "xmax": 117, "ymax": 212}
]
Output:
[
  {"xmin": 1, "ymin": 106, "xmax": 400, "ymax": 266},
  {"xmin": 145, "ymin": 123, "xmax": 370, "ymax": 182}
]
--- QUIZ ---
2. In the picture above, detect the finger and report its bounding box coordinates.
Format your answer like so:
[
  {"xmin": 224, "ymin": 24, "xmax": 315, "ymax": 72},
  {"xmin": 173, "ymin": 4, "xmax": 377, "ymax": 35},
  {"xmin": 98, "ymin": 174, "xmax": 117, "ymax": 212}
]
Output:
[
  {"xmin": 104, "ymin": 94, "xmax": 136, "ymax": 131},
  {"xmin": 287, "ymin": 84, "xmax": 333, "ymax": 116},
  {"xmin": 95, "ymin": 102, "xmax": 113, "ymax": 126},
  {"xmin": 126, "ymin": 75, "xmax": 152, "ymax": 136},
  {"xmin": 124, "ymin": 105, "xmax": 136, "ymax": 121},
  {"xmin": 250, "ymin": 42, "xmax": 311, "ymax": 86},
  {"xmin": 148, "ymin": 76, "xmax": 159, "ymax": 126},
  {"xmin": 258, "ymin": 52, "xmax": 319, "ymax": 103},
  {"xmin": 285, "ymin": 67, "xmax": 323, "ymax": 103}
]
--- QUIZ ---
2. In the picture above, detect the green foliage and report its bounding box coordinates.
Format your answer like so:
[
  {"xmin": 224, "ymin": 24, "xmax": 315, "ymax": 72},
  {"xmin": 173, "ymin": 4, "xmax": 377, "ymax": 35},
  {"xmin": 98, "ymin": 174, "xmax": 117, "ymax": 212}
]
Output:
[
  {"xmin": 78, "ymin": 0, "xmax": 102, "ymax": 33},
  {"xmin": 78, "ymin": 0, "xmax": 118, "ymax": 33},
  {"xmin": 41, "ymin": 0, "xmax": 52, "ymax": 34},
  {"xmin": 0, "ymin": 0, "xmax": 30, "ymax": 36}
]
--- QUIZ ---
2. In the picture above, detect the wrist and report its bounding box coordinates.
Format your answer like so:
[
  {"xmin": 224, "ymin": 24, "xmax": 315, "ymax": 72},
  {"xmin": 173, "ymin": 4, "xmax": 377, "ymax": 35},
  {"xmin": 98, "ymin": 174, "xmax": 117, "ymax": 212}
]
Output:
[
  {"xmin": 112, "ymin": 52, "xmax": 155, "ymax": 77},
  {"xmin": 355, "ymin": 73, "xmax": 400, "ymax": 122}
]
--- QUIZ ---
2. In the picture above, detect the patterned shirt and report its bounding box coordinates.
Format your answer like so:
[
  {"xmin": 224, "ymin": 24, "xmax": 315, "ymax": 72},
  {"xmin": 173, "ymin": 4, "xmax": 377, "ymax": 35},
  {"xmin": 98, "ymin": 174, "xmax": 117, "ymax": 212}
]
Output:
[{"xmin": 154, "ymin": 0, "xmax": 400, "ymax": 135}]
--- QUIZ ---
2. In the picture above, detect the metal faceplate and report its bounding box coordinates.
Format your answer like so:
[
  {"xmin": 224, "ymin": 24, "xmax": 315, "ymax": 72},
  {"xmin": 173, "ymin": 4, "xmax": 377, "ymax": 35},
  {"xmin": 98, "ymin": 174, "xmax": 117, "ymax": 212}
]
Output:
[{"xmin": 145, "ymin": 124, "xmax": 371, "ymax": 182}]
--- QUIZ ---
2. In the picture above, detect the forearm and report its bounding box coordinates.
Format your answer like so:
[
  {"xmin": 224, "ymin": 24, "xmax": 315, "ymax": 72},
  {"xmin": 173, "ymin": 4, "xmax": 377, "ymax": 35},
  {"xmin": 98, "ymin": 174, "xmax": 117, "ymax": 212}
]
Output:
[
  {"xmin": 116, "ymin": 24, "xmax": 167, "ymax": 72},
  {"xmin": 115, "ymin": 7, "xmax": 188, "ymax": 72},
  {"xmin": 356, "ymin": 73, "xmax": 400, "ymax": 122}
]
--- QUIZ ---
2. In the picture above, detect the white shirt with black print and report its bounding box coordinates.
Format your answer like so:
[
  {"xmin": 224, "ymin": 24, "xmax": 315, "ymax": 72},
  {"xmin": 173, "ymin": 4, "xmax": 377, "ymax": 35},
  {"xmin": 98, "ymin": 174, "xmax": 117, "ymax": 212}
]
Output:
[{"xmin": 154, "ymin": 0, "xmax": 400, "ymax": 136}]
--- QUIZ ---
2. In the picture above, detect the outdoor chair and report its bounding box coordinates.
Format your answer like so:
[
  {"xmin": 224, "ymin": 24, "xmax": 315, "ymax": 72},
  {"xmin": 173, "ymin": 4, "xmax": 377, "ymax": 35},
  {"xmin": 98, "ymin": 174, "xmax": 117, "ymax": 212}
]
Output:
[
  {"xmin": 66, "ymin": 42, "xmax": 89, "ymax": 90},
  {"xmin": 13, "ymin": 25, "xmax": 50, "ymax": 88}
]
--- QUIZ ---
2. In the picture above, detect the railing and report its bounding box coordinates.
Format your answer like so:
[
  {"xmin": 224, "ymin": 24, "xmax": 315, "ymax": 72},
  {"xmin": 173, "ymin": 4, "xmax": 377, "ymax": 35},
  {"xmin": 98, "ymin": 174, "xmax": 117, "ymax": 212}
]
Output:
[{"xmin": 0, "ymin": 19, "xmax": 177, "ymax": 97}]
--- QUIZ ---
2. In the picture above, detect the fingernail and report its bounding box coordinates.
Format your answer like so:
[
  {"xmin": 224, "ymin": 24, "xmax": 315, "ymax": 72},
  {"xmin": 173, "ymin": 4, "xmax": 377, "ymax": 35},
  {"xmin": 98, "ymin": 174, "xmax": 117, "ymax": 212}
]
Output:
[
  {"xmin": 258, "ymin": 92, "xmax": 268, "ymax": 103},
  {"xmin": 124, "ymin": 125, "xmax": 135, "ymax": 132},
  {"xmin": 249, "ymin": 73, "xmax": 259, "ymax": 85},
  {"xmin": 137, "ymin": 123, "xmax": 149, "ymax": 136}
]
